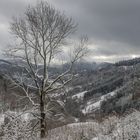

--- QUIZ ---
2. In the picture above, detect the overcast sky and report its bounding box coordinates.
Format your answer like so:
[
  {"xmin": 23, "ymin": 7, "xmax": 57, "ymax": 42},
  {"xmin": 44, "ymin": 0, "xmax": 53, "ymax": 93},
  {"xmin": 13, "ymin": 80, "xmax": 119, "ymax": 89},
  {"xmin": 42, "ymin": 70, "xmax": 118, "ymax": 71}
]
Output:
[{"xmin": 0, "ymin": 0, "xmax": 140, "ymax": 63}]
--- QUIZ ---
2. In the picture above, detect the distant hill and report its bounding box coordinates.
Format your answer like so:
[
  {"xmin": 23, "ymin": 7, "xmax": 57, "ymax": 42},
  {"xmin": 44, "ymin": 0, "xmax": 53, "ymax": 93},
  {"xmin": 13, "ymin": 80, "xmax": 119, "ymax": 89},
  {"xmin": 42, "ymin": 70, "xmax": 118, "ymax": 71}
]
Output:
[
  {"xmin": 115, "ymin": 57, "xmax": 140, "ymax": 66},
  {"xmin": 64, "ymin": 58, "xmax": 140, "ymax": 119},
  {"xmin": 1, "ymin": 58, "xmax": 140, "ymax": 122}
]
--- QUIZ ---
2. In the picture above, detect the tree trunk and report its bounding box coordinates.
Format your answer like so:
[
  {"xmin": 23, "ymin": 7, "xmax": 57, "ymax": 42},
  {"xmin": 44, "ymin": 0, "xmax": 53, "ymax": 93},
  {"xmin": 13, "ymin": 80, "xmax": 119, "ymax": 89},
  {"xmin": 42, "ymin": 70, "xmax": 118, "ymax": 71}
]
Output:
[{"xmin": 40, "ymin": 93, "xmax": 46, "ymax": 139}]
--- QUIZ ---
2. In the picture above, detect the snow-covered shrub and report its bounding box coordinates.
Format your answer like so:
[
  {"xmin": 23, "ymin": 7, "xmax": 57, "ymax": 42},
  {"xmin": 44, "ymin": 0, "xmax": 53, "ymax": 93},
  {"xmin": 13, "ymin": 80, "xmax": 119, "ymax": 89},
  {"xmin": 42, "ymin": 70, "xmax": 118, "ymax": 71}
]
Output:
[
  {"xmin": 46, "ymin": 110, "xmax": 140, "ymax": 140},
  {"xmin": 1, "ymin": 110, "xmax": 140, "ymax": 140},
  {"xmin": 1, "ymin": 111, "xmax": 39, "ymax": 140}
]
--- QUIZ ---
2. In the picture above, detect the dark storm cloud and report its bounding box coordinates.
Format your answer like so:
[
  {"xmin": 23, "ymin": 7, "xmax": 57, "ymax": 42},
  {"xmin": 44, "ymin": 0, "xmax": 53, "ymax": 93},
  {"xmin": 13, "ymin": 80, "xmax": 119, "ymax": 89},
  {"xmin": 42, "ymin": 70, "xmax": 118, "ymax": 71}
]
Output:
[
  {"xmin": 48, "ymin": 0, "xmax": 140, "ymax": 61},
  {"xmin": 53, "ymin": 0, "xmax": 140, "ymax": 45},
  {"xmin": 1, "ymin": 0, "xmax": 140, "ymax": 62}
]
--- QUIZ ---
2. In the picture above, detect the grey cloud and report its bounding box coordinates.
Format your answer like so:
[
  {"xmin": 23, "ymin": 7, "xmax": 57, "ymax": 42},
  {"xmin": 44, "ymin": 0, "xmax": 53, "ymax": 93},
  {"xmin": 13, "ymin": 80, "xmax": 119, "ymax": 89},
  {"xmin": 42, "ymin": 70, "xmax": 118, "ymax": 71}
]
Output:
[
  {"xmin": 0, "ymin": 0, "xmax": 35, "ymax": 52},
  {"xmin": 0, "ymin": 0, "xmax": 140, "ymax": 62},
  {"xmin": 49, "ymin": 0, "xmax": 140, "ymax": 61}
]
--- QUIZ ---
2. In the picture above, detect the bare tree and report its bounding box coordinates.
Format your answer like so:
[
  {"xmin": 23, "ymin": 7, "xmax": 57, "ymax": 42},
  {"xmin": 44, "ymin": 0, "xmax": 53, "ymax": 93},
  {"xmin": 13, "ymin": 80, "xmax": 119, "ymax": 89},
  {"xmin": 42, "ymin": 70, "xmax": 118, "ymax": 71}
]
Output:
[{"xmin": 5, "ymin": 1, "xmax": 88, "ymax": 139}]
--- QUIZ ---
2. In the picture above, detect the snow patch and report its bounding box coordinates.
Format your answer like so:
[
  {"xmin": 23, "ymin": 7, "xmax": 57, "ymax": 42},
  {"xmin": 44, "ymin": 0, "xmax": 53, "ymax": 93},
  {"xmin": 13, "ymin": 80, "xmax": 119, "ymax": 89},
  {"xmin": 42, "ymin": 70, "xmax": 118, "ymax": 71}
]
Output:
[
  {"xmin": 0, "ymin": 114, "xmax": 4, "ymax": 124},
  {"xmin": 72, "ymin": 91, "xmax": 87, "ymax": 99},
  {"xmin": 82, "ymin": 89, "xmax": 118, "ymax": 114}
]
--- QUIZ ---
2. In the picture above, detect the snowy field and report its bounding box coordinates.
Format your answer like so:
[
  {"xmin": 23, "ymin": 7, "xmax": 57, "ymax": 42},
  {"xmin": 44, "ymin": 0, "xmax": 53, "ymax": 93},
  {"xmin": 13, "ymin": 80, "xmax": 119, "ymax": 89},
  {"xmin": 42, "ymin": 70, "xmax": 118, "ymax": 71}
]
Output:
[
  {"xmin": 1, "ymin": 110, "xmax": 140, "ymax": 139},
  {"xmin": 46, "ymin": 110, "xmax": 140, "ymax": 140},
  {"xmin": 0, "ymin": 114, "xmax": 4, "ymax": 124},
  {"xmin": 72, "ymin": 91, "xmax": 88, "ymax": 99},
  {"xmin": 82, "ymin": 89, "xmax": 118, "ymax": 114}
]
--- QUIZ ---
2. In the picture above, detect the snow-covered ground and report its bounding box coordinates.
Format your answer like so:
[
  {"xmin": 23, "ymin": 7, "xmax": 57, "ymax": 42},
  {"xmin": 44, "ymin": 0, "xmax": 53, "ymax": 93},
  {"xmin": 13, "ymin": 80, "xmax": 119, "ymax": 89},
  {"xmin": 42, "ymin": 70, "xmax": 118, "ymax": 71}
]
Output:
[
  {"xmin": 1, "ymin": 109, "xmax": 140, "ymax": 140},
  {"xmin": 0, "ymin": 114, "xmax": 4, "ymax": 124},
  {"xmin": 0, "ymin": 111, "xmax": 32, "ymax": 125},
  {"xmin": 72, "ymin": 91, "xmax": 87, "ymax": 99},
  {"xmin": 122, "ymin": 65, "xmax": 134, "ymax": 70},
  {"xmin": 46, "ymin": 110, "xmax": 140, "ymax": 140},
  {"xmin": 82, "ymin": 89, "xmax": 118, "ymax": 114}
]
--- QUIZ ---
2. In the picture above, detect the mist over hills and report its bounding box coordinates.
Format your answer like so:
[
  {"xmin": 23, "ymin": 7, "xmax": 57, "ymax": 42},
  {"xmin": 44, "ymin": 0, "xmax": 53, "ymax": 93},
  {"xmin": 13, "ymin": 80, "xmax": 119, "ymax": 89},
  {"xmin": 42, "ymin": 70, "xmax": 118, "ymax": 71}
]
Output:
[{"xmin": 0, "ymin": 58, "xmax": 112, "ymax": 73}]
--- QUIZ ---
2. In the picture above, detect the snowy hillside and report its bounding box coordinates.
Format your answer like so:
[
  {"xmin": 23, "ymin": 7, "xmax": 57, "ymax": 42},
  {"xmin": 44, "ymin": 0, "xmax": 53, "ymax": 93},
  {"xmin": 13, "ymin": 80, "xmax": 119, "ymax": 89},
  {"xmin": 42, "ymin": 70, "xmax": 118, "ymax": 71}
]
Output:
[
  {"xmin": 1, "ymin": 57, "xmax": 140, "ymax": 139},
  {"xmin": 46, "ymin": 110, "xmax": 140, "ymax": 140},
  {"xmin": 72, "ymin": 91, "xmax": 87, "ymax": 99},
  {"xmin": 82, "ymin": 89, "xmax": 118, "ymax": 114},
  {"xmin": 1, "ymin": 110, "xmax": 140, "ymax": 140}
]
